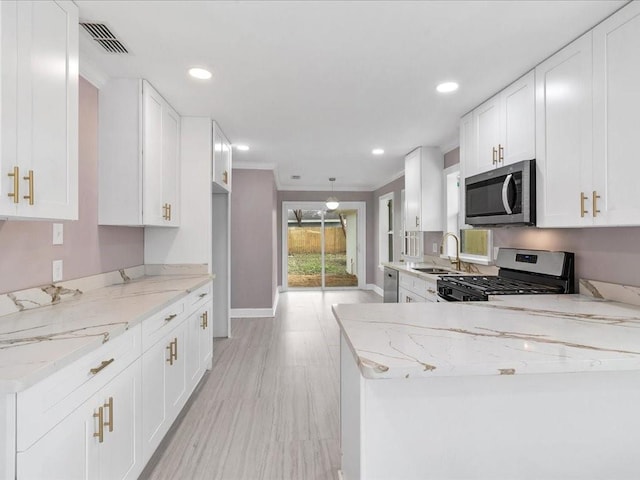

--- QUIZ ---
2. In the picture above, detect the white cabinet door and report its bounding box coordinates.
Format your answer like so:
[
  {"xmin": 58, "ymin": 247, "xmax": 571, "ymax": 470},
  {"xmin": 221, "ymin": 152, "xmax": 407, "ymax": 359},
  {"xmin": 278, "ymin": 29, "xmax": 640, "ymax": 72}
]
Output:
[
  {"xmin": 212, "ymin": 121, "xmax": 232, "ymax": 192},
  {"xmin": 502, "ymin": 71, "xmax": 535, "ymax": 165},
  {"xmin": 0, "ymin": 0, "xmax": 78, "ymax": 221},
  {"xmin": 535, "ymin": 33, "xmax": 593, "ymax": 228},
  {"xmin": 161, "ymin": 105, "xmax": 180, "ymax": 226},
  {"xmin": 593, "ymin": 1, "xmax": 640, "ymax": 226},
  {"xmin": 404, "ymin": 148, "xmax": 422, "ymax": 232},
  {"xmin": 200, "ymin": 303, "xmax": 213, "ymax": 370},
  {"xmin": 141, "ymin": 337, "xmax": 169, "ymax": 463},
  {"xmin": 419, "ymin": 147, "xmax": 443, "ymax": 232},
  {"xmin": 472, "ymin": 95, "xmax": 502, "ymax": 176},
  {"xmin": 17, "ymin": 404, "xmax": 91, "ymax": 480},
  {"xmin": 165, "ymin": 321, "xmax": 187, "ymax": 419}
]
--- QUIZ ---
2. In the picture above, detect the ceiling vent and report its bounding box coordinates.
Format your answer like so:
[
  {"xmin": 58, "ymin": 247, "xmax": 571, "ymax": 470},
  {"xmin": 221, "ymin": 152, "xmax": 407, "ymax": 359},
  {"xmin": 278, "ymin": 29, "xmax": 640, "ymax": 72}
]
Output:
[{"xmin": 80, "ymin": 22, "xmax": 129, "ymax": 54}]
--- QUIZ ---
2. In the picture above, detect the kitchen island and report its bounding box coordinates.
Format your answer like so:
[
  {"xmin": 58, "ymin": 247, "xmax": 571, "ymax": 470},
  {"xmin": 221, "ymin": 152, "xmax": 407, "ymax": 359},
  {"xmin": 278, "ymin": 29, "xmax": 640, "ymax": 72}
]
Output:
[{"xmin": 333, "ymin": 293, "xmax": 640, "ymax": 480}]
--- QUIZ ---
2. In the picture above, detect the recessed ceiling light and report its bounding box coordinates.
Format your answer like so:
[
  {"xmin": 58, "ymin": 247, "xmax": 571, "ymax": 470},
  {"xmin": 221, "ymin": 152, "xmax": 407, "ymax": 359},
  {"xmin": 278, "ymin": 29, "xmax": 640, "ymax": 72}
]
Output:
[
  {"xmin": 188, "ymin": 67, "xmax": 212, "ymax": 80},
  {"xmin": 235, "ymin": 144, "xmax": 250, "ymax": 151},
  {"xmin": 372, "ymin": 148, "xmax": 384, "ymax": 155},
  {"xmin": 436, "ymin": 82, "xmax": 459, "ymax": 93}
]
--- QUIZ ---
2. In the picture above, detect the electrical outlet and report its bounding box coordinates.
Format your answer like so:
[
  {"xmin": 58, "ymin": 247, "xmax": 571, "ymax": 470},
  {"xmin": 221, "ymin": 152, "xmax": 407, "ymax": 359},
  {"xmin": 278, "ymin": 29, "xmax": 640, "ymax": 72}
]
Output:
[
  {"xmin": 53, "ymin": 223, "xmax": 63, "ymax": 245},
  {"xmin": 432, "ymin": 242, "xmax": 438, "ymax": 253},
  {"xmin": 52, "ymin": 260, "xmax": 63, "ymax": 282}
]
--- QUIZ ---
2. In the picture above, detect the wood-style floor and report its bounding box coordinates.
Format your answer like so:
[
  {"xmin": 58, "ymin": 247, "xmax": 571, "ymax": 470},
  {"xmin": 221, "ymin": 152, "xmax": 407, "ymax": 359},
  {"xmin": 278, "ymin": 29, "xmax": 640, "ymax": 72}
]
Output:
[{"xmin": 141, "ymin": 289, "xmax": 380, "ymax": 480}]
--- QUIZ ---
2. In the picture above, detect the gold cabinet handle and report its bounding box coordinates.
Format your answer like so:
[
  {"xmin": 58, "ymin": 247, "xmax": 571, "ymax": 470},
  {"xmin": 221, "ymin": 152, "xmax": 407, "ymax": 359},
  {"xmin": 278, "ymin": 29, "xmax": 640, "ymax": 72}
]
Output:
[
  {"xmin": 223, "ymin": 170, "xmax": 228, "ymax": 184},
  {"xmin": 201, "ymin": 311, "xmax": 208, "ymax": 329},
  {"xmin": 165, "ymin": 313, "xmax": 177, "ymax": 323},
  {"xmin": 205, "ymin": 311, "xmax": 208, "ymax": 328},
  {"xmin": 199, "ymin": 292, "xmax": 207, "ymax": 298},
  {"xmin": 7, "ymin": 166, "xmax": 19, "ymax": 203},
  {"xmin": 492, "ymin": 147, "xmax": 497, "ymax": 165},
  {"xmin": 94, "ymin": 406, "xmax": 104, "ymax": 443},
  {"xmin": 162, "ymin": 203, "xmax": 171, "ymax": 220},
  {"xmin": 104, "ymin": 397, "xmax": 114, "ymax": 433},
  {"xmin": 23, "ymin": 170, "xmax": 34, "ymax": 205},
  {"xmin": 580, "ymin": 192, "xmax": 589, "ymax": 217},
  {"xmin": 173, "ymin": 338, "xmax": 178, "ymax": 361},
  {"xmin": 166, "ymin": 341, "xmax": 174, "ymax": 365},
  {"xmin": 90, "ymin": 358, "xmax": 114, "ymax": 375},
  {"xmin": 592, "ymin": 190, "xmax": 601, "ymax": 217},
  {"xmin": 168, "ymin": 203, "xmax": 172, "ymax": 221},
  {"xmin": 498, "ymin": 144, "xmax": 504, "ymax": 163}
]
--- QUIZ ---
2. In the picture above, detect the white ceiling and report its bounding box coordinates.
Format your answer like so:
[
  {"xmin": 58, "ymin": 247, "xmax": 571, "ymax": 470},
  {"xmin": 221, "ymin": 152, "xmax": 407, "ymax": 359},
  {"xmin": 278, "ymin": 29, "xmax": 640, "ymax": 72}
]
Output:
[{"xmin": 76, "ymin": 0, "xmax": 627, "ymax": 191}]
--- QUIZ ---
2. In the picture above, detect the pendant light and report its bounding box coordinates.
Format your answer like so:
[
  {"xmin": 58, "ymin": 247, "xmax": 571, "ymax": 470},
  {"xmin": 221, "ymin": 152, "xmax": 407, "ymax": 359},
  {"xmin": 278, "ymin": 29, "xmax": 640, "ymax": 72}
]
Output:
[{"xmin": 325, "ymin": 177, "xmax": 339, "ymax": 211}]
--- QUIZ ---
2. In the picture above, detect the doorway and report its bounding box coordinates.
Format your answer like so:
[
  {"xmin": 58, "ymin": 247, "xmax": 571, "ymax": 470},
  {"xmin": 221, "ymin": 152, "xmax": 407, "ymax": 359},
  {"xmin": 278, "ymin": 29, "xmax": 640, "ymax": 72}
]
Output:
[{"xmin": 282, "ymin": 201, "xmax": 366, "ymax": 290}]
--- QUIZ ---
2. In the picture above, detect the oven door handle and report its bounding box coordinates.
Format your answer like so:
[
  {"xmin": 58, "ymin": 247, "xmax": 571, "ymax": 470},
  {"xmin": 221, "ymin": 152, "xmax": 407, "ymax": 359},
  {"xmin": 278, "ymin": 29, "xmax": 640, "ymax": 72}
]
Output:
[{"xmin": 501, "ymin": 174, "xmax": 514, "ymax": 214}]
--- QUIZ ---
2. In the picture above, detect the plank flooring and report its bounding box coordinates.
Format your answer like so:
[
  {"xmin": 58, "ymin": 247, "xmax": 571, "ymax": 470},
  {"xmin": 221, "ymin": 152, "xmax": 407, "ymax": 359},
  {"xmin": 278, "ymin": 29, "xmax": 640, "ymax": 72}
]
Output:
[{"xmin": 140, "ymin": 289, "xmax": 381, "ymax": 480}]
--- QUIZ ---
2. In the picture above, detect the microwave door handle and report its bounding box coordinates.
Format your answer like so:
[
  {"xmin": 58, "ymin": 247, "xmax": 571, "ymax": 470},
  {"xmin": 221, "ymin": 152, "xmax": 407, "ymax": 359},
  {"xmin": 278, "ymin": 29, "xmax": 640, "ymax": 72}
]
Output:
[{"xmin": 501, "ymin": 174, "xmax": 513, "ymax": 214}]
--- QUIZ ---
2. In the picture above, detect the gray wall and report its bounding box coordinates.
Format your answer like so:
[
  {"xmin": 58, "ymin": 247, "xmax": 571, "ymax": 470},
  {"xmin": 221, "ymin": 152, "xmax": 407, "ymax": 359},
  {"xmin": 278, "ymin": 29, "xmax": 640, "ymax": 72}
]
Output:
[
  {"xmin": 230, "ymin": 169, "xmax": 278, "ymax": 309},
  {"xmin": 0, "ymin": 77, "xmax": 144, "ymax": 294},
  {"xmin": 277, "ymin": 190, "xmax": 375, "ymax": 286}
]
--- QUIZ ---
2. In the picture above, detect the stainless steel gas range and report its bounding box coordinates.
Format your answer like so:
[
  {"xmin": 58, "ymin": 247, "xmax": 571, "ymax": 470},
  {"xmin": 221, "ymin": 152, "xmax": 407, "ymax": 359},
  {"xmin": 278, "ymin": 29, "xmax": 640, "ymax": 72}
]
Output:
[{"xmin": 436, "ymin": 248, "xmax": 575, "ymax": 302}]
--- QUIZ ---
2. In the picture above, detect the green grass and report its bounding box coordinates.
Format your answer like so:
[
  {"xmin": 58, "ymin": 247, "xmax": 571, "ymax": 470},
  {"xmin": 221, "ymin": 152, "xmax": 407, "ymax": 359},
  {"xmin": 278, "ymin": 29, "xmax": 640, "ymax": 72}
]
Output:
[{"xmin": 288, "ymin": 253, "xmax": 348, "ymax": 275}]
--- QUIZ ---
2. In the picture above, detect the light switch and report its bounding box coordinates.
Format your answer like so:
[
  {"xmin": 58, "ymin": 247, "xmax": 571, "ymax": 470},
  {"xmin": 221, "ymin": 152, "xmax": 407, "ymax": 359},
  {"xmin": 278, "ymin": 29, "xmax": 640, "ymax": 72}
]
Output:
[
  {"xmin": 53, "ymin": 223, "xmax": 63, "ymax": 245},
  {"xmin": 52, "ymin": 260, "xmax": 63, "ymax": 282}
]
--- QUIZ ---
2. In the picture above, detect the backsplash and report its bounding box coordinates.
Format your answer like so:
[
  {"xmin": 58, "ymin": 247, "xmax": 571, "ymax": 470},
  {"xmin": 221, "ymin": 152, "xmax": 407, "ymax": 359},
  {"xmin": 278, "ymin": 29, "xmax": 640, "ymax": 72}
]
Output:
[{"xmin": 0, "ymin": 77, "xmax": 144, "ymax": 294}]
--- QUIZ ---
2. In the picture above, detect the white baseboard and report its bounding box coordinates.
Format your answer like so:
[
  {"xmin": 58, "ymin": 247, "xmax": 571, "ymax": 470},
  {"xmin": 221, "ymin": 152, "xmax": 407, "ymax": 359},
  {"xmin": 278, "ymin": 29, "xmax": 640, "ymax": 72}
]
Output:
[
  {"xmin": 231, "ymin": 289, "xmax": 279, "ymax": 318},
  {"xmin": 367, "ymin": 283, "xmax": 384, "ymax": 297}
]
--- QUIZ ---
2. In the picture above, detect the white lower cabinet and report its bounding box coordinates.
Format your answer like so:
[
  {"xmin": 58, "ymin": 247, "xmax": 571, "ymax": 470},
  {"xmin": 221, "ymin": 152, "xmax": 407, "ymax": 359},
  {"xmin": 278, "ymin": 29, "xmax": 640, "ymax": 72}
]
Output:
[
  {"xmin": 8, "ymin": 282, "xmax": 213, "ymax": 480},
  {"xmin": 16, "ymin": 359, "xmax": 142, "ymax": 480},
  {"xmin": 398, "ymin": 272, "xmax": 438, "ymax": 303}
]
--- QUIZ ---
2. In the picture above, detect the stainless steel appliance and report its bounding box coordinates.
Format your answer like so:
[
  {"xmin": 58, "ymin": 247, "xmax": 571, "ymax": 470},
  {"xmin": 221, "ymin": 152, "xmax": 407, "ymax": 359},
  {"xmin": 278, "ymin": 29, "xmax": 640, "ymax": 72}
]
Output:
[
  {"xmin": 437, "ymin": 248, "xmax": 574, "ymax": 302},
  {"xmin": 465, "ymin": 159, "xmax": 535, "ymax": 226},
  {"xmin": 383, "ymin": 267, "xmax": 399, "ymax": 303}
]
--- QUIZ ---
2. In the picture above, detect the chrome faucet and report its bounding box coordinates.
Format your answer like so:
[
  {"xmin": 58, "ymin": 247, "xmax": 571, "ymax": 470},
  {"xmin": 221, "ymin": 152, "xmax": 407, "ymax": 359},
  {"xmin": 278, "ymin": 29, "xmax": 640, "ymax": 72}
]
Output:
[{"xmin": 440, "ymin": 232, "xmax": 461, "ymax": 271}]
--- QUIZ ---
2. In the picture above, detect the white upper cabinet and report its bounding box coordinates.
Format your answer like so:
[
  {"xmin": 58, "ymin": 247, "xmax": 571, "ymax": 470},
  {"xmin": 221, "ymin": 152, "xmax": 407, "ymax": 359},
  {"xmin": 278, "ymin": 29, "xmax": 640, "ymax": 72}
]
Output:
[
  {"xmin": 468, "ymin": 71, "xmax": 535, "ymax": 177},
  {"xmin": 212, "ymin": 121, "xmax": 232, "ymax": 192},
  {"xmin": 404, "ymin": 147, "xmax": 443, "ymax": 232},
  {"xmin": 592, "ymin": 1, "xmax": 640, "ymax": 226},
  {"xmin": 0, "ymin": 0, "xmax": 78, "ymax": 220},
  {"xmin": 458, "ymin": 112, "xmax": 474, "ymax": 227},
  {"xmin": 99, "ymin": 79, "xmax": 180, "ymax": 227},
  {"xmin": 536, "ymin": 33, "xmax": 594, "ymax": 228}
]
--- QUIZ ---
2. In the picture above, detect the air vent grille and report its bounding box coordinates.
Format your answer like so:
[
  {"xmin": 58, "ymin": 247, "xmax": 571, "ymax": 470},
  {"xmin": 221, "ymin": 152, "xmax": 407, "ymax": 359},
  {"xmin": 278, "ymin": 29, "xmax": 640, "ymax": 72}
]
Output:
[{"xmin": 80, "ymin": 22, "xmax": 129, "ymax": 54}]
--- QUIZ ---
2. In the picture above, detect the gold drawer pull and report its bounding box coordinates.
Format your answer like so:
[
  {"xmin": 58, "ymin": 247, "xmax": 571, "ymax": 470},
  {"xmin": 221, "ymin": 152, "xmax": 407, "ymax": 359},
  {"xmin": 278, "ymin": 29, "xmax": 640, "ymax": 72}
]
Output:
[
  {"xmin": 498, "ymin": 144, "xmax": 504, "ymax": 163},
  {"xmin": 166, "ymin": 342, "xmax": 174, "ymax": 365},
  {"xmin": 199, "ymin": 292, "xmax": 207, "ymax": 298},
  {"xmin": 492, "ymin": 147, "xmax": 497, "ymax": 165},
  {"xmin": 94, "ymin": 406, "xmax": 104, "ymax": 443},
  {"xmin": 173, "ymin": 338, "xmax": 178, "ymax": 361},
  {"xmin": 592, "ymin": 190, "xmax": 601, "ymax": 217},
  {"xmin": 165, "ymin": 313, "xmax": 178, "ymax": 323},
  {"xmin": 104, "ymin": 397, "xmax": 114, "ymax": 432},
  {"xmin": 23, "ymin": 170, "xmax": 34, "ymax": 205},
  {"xmin": 7, "ymin": 166, "xmax": 19, "ymax": 203},
  {"xmin": 580, "ymin": 192, "xmax": 589, "ymax": 217},
  {"xmin": 90, "ymin": 358, "xmax": 114, "ymax": 375},
  {"xmin": 223, "ymin": 170, "xmax": 228, "ymax": 184},
  {"xmin": 166, "ymin": 338, "xmax": 178, "ymax": 365},
  {"xmin": 201, "ymin": 311, "xmax": 208, "ymax": 329}
]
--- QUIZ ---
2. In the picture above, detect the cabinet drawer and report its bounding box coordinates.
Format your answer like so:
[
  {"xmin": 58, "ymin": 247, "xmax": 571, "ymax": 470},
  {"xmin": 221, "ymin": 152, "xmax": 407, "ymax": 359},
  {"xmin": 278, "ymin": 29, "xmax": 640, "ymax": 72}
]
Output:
[
  {"xmin": 399, "ymin": 273, "xmax": 428, "ymax": 297},
  {"xmin": 187, "ymin": 282, "xmax": 212, "ymax": 312},
  {"xmin": 141, "ymin": 300, "xmax": 186, "ymax": 351},
  {"xmin": 17, "ymin": 324, "xmax": 141, "ymax": 451}
]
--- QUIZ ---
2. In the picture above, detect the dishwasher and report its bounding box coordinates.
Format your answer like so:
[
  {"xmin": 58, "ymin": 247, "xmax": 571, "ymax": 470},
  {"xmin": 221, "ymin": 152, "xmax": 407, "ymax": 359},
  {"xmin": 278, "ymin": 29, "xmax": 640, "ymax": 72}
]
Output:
[{"xmin": 383, "ymin": 267, "xmax": 398, "ymax": 303}]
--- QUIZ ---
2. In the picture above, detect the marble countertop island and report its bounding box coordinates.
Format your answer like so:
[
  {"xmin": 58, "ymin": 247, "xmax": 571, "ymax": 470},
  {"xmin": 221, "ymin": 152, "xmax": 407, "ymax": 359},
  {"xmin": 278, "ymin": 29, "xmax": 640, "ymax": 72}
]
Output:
[
  {"xmin": 333, "ymin": 293, "xmax": 640, "ymax": 379},
  {"xmin": 0, "ymin": 273, "xmax": 211, "ymax": 393}
]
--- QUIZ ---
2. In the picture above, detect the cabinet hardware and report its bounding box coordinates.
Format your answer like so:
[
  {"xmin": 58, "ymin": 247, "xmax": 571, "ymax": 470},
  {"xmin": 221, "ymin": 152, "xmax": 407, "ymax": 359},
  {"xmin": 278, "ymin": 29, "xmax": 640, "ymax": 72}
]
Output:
[
  {"xmin": 223, "ymin": 170, "xmax": 228, "ymax": 184},
  {"xmin": 162, "ymin": 203, "xmax": 171, "ymax": 220},
  {"xmin": 498, "ymin": 144, "xmax": 504, "ymax": 163},
  {"xmin": 201, "ymin": 311, "xmax": 208, "ymax": 329},
  {"xmin": 592, "ymin": 191, "xmax": 601, "ymax": 217},
  {"xmin": 104, "ymin": 397, "xmax": 114, "ymax": 433},
  {"xmin": 166, "ymin": 342, "xmax": 174, "ymax": 365},
  {"xmin": 7, "ymin": 166, "xmax": 19, "ymax": 203},
  {"xmin": 94, "ymin": 406, "xmax": 104, "ymax": 443},
  {"xmin": 580, "ymin": 192, "xmax": 589, "ymax": 217},
  {"xmin": 199, "ymin": 292, "xmax": 207, "ymax": 298},
  {"xmin": 23, "ymin": 170, "xmax": 34, "ymax": 205},
  {"xmin": 173, "ymin": 338, "xmax": 178, "ymax": 361},
  {"xmin": 415, "ymin": 216, "xmax": 419, "ymax": 227},
  {"xmin": 492, "ymin": 147, "xmax": 497, "ymax": 165},
  {"xmin": 90, "ymin": 358, "xmax": 114, "ymax": 375},
  {"xmin": 165, "ymin": 313, "xmax": 177, "ymax": 323},
  {"xmin": 168, "ymin": 203, "xmax": 172, "ymax": 221}
]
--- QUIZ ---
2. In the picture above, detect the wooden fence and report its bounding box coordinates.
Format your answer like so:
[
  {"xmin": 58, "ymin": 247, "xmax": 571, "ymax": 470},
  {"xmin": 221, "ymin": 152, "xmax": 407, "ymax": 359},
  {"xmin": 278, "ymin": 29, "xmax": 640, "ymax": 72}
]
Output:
[{"xmin": 288, "ymin": 226, "xmax": 346, "ymax": 254}]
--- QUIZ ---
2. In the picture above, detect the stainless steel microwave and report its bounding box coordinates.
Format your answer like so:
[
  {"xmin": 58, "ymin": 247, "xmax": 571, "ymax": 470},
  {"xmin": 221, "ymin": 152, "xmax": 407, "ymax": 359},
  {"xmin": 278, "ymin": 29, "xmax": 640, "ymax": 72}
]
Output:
[{"xmin": 464, "ymin": 159, "xmax": 536, "ymax": 226}]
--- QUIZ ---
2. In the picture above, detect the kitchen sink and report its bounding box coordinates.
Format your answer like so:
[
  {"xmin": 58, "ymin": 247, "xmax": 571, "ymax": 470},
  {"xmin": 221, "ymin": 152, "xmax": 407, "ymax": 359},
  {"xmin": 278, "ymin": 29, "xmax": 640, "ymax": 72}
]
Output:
[{"xmin": 411, "ymin": 267, "xmax": 460, "ymax": 275}]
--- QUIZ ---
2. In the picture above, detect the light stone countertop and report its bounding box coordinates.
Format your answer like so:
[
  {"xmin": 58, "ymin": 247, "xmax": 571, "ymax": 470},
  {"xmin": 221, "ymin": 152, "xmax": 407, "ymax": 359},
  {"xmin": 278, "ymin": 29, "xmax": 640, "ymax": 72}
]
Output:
[
  {"xmin": 333, "ymin": 293, "xmax": 640, "ymax": 379},
  {"xmin": 0, "ymin": 274, "xmax": 211, "ymax": 393}
]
